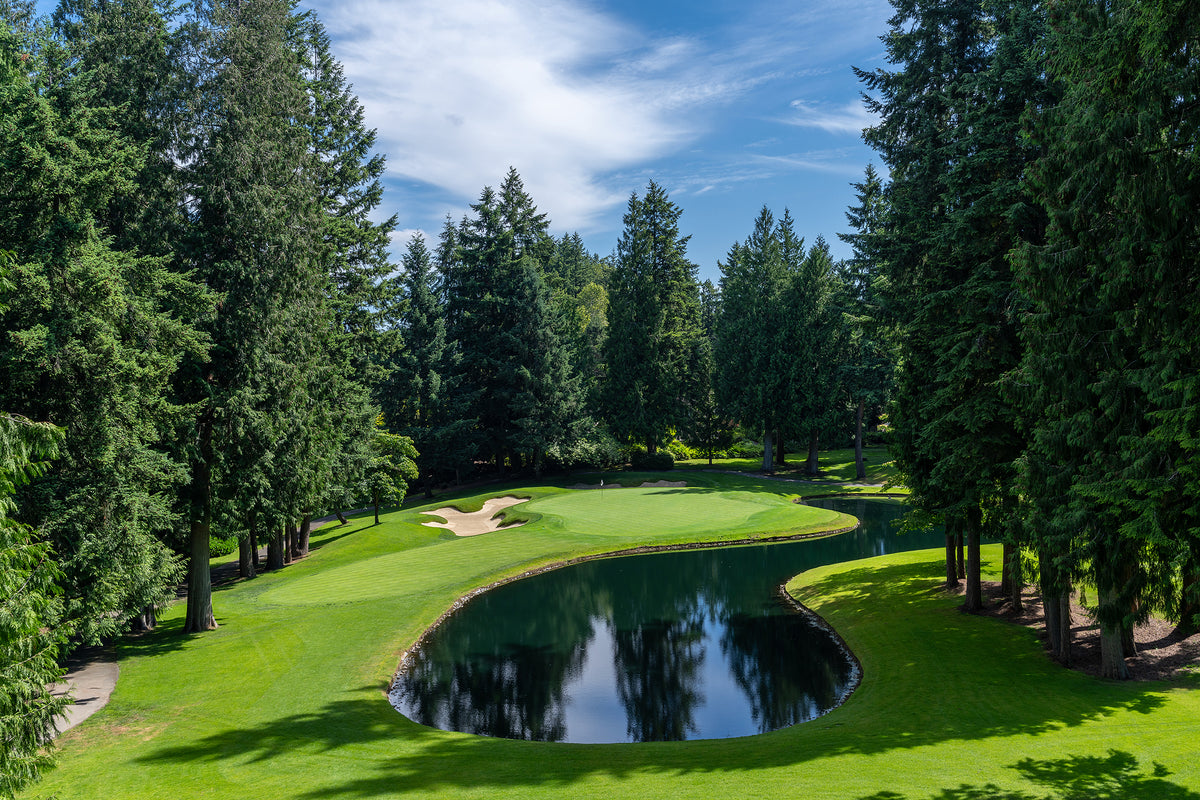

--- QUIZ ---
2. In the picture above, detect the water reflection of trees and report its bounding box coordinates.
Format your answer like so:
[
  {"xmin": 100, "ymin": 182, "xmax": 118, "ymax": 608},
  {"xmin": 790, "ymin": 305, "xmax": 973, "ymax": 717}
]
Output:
[
  {"xmin": 392, "ymin": 569, "xmax": 606, "ymax": 741},
  {"xmin": 393, "ymin": 498, "xmax": 929, "ymax": 742},
  {"xmin": 721, "ymin": 604, "xmax": 851, "ymax": 732},
  {"xmin": 609, "ymin": 564, "xmax": 710, "ymax": 741}
]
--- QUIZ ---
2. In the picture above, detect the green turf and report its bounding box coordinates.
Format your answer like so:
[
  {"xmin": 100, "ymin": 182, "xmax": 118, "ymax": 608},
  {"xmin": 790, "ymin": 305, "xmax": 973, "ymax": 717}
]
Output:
[
  {"xmin": 26, "ymin": 472, "xmax": 1200, "ymax": 800},
  {"xmin": 676, "ymin": 445, "xmax": 900, "ymax": 484}
]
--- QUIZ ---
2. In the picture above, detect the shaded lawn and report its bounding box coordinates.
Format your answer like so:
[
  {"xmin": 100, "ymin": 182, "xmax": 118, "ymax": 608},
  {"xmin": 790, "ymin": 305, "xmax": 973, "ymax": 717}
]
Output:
[
  {"xmin": 676, "ymin": 445, "xmax": 900, "ymax": 485},
  {"xmin": 28, "ymin": 480, "xmax": 1200, "ymax": 800}
]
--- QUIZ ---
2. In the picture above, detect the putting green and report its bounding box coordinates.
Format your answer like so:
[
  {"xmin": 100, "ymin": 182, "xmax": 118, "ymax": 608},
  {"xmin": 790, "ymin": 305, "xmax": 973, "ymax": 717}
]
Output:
[
  {"xmin": 526, "ymin": 485, "xmax": 840, "ymax": 538},
  {"xmin": 261, "ymin": 487, "xmax": 847, "ymax": 607}
]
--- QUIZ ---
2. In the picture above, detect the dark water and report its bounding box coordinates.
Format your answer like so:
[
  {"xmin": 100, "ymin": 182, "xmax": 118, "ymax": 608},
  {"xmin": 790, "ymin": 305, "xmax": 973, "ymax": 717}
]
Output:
[{"xmin": 389, "ymin": 495, "xmax": 941, "ymax": 743}]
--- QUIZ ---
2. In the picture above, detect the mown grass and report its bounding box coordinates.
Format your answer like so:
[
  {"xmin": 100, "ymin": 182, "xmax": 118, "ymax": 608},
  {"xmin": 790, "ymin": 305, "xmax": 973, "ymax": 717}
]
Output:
[
  {"xmin": 676, "ymin": 445, "xmax": 900, "ymax": 485},
  {"xmin": 27, "ymin": 473, "xmax": 1200, "ymax": 800}
]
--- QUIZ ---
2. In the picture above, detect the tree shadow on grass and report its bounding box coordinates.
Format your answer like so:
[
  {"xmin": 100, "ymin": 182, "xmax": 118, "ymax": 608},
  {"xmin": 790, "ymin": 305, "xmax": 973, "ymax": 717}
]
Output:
[
  {"xmin": 858, "ymin": 750, "xmax": 1200, "ymax": 800},
  {"xmin": 115, "ymin": 617, "xmax": 192, "ymax": 660},
  {"xmin": 132, "ymin": 553, "xmax": 1176, "ymax": 799}
]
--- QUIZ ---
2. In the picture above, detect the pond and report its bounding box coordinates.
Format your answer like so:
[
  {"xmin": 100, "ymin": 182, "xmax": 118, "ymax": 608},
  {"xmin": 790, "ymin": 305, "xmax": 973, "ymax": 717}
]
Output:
[{"xmin": 389, "ymin": 495, "xmax": 941, "ymax": 743}]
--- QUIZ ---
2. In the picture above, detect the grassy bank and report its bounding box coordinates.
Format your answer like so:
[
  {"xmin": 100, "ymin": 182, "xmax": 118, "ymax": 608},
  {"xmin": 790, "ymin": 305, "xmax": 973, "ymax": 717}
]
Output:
[
  {"xmin": 27, "ymin": 474, "xmax": 1198, "ymax": 800},
  {"xmin": 676, "ymin": 445, "xmax": 899, "ymax": 485}
]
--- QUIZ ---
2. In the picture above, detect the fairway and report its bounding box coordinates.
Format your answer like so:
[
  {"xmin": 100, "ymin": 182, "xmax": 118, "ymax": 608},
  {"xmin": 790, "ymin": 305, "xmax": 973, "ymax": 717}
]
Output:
[{"xmin": 25, "ymin": 478, "xmax": 1200, "ymax": 800}]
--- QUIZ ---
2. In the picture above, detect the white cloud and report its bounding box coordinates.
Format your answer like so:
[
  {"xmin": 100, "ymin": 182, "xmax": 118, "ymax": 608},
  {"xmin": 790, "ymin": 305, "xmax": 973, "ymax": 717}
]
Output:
[
  {"xmin": 309, "ymin": 0, "xmax": 754, "ymax": 233},
  {"xmin": 784, "ymin": 100, "xmax": 876, "ymax": 136},
  {"xmin": 389, "ymin": 228, "xmax": 430, "ymax": 248}
]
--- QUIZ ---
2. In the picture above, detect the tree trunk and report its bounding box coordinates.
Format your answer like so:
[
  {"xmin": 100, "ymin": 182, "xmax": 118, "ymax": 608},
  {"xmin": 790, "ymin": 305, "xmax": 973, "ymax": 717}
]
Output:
[
  {"xmin": 762, "ymin": 427, "xmax": 774, "ymax": 473},
  {"xmin": 1039, "ymin": 552, "xmax": 1072, "ymax": 664},
  {"xmin": 806, "ymin": 432, "xmax": 819, "ymax": 475},
  {"xmin": 1178, "ymin": 569, "xmax": 1200, "ymax": 634},
  {"xmin": 267, "ymin": 526, "xmax": 284, "ymax": 571},
  {"xmin": 298, "ymin": 515, "xmax": 312, "ymax": 558},
  {"xmin": 964, "ymin": 506, "xmax": 982, "ymax": 612},
  {"xmin": 1008, "ymin": 541, "xmax": 1023, "ymax": 613},
  {"xmin": 251, "ymin": 526, "xmax": 259, "ymax": 570},
  {"xmin": 956, "ymin": 530, "xmax": 965, "ymax": 579},
  {"xmin": 646, "ymin": 437, "xmax": 657, "ymax": 456},
  {"xmin": 775, "ymin": 430, "xmax": 785, "ymax": 466},
  {"xmin": 336, "ymin": 510, "xmax": 348, "ymax": 525},
  {"xmin": 1099, "ymin": 587, "xmax": 1130, "ymax": 679},
  {"xmin": 184, "ymin": 434, "xmax": 217, "ymax": 633},
  {"xmin": 1057, "ymin": 593, "xmax": 1073, "ymax": 666},
  {"xmin": 1043, "ymin": 579, "xmax": 1060, "ymax": 655},
  {"xmin": 1001, "ymin": 543, "xmax": 1014, "ymax": 597},
  {"xmin": 854, "ymin": 398, "xmax": 866, "ymax": 481},
  {"xmin": 131, "ymin": 606, "xmax": 157, "ymax": 632},
  {"xmin": 945, "ymin": 532, "xmax": 959, "ymax": 587},
  {"xmin": 238, "ymin": 532, "xmax": 256, "ymax": 580},
  {"xmin": 282, "ymin": 523, "xmax": 293, "ymax": 565},
  {"xmin": 239, "ymin": 511, "xmax": 256, "ymax": 579},
  {"xmin": 1121, "ymin": 622, "xmax": 1138, "ymax": 658},
  {"xmin": 373, "ymin": 492, "xmax": 380, "ymax": 525}
]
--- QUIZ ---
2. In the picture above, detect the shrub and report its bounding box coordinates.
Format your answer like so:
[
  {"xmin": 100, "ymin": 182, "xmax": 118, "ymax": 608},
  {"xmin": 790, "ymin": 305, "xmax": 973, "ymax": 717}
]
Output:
[
  {"xmin": 665, "ymin": 439, "xmax": 700, "ymax": 461},
  {"xmin": 630, "ymin": 449, "xmax": 675, "ymax": 471},
  {"xmin": 209, "ymin": 536, "xmax": 238, "ymax": 558},
  {"xmin": 729, "ymin": 440, "xmax": 764, "ymax": 459}
]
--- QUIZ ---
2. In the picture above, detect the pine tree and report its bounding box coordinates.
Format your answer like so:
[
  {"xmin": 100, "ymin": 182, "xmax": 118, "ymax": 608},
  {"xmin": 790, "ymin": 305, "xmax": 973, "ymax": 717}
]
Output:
[
  {"xmin": 859, "ymin": 0, "xmax": 1034, "ymax": 611},
  {"xmin": 179, "ymin": 0, "xmax": 320, "ymax": 632},
  {"xmin": 0, "ymin": 247, "xmax": 70, "ymax": 797},
  {"xmin": 1016, "ymin": 0, "xmax": 1198, "ymax": 676},
  {"xmin": 382, "ymin": 234, "xmax": 447, "ymax": 495},
  {"xmin": 836, "ymin": 165, "xmax": 894, "ymax": 481},
  {"xmin": 784, "ymin": 234, "xmax": 843, "ymax": 475},
  {"xmin": 445, "ymin": 171, "xmax": 584, "ymax": 473},
  {"xmin": 0, "ymin": 23, "xmax": 207, "ymax": 641},
  {"xmin": 603, "ymin": 182, "xmax": 703, "ymax": 454},
  {"xmin": 715, "ymin": 207, "xmax": 792, "ymax": 472}
]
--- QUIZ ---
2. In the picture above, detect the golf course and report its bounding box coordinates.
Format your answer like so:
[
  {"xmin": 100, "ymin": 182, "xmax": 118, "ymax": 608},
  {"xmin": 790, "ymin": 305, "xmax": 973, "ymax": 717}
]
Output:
[{"xmin": 23, "ymin": 467, "xmax": 1199, "ymax": 800}]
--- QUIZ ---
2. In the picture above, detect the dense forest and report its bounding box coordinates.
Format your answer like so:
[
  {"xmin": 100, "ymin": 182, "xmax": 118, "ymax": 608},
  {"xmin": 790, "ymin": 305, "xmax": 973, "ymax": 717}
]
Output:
[{"xmin": 1, "ymin": 0, "xmax": 1196, "ymax": 795}]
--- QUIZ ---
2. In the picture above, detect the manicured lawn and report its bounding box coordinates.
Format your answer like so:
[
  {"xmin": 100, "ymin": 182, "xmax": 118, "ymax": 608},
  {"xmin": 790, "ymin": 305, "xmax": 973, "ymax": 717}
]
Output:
[
  {"xmin": 28, "ymin": 474, "xmax": 1199, "ymax": 800},
  {"xmin": 676, "ymin": 445, "xmax": 900, "ymax": 485}
]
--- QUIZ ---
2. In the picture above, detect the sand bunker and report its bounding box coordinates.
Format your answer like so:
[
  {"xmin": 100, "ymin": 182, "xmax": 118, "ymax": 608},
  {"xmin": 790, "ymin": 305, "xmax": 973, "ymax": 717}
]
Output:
[
  {"xmin": 570, "ymin": 479, "xmax": 688, "ymax": 490},
  {"xmin": 421, "ymin": 496, "xmax": 530, "ymax": 537}
]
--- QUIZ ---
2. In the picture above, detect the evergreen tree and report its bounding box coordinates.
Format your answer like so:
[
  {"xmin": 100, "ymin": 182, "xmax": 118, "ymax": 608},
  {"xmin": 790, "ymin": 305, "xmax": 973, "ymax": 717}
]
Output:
[
  {"xmin": 859, "ymin": 0, "xmax": 1033, "ymax": 611},
  {"xmin": 179, "ymin": 0, "xmax": 321, "ymax": 632},
  {"xmin": 1016, "ymin": 0, "xmax": 1198, "ymax": 676},
  {"xmin": 0, "ymin": 24, "xmax": 206, "ymax": 641},
  {"xmin": 52, "ymin": 0, "xmax": 190, "ymax": 258},
  {"xmin": 715, "ymin": 207, "xmax": 792, "ymax": 472},
  {"xmin": 382, "ymin": 234, "xmax": 447, "ymax": 495},
  {"xmin": 836, "ymin": 165, "xmax": 895, "ymax": 481},
  {"xmin": 0, "ymin": 249, "xmax": 70, "ymax": 798},
  {"xmin": 783, "ymin": 234, "xmax": 842, "ymax": 475},
  {"xmin": 445, "ymin": 171, "xmax": 584, "ymax": 473},
  {"xmin": 603, "ymin": 182, "xmax": 704, "ymax": 454}
]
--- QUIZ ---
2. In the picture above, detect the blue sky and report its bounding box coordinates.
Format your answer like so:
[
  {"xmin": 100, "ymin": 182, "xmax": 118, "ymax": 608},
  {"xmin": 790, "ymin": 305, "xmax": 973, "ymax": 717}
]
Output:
[
  {"xmin": 302, "ymin": 0, "xmax": 895, "ymax": 281},
  {"xmin": 35, "ymin": 0, "xmax": 893, "ymax": 281}
]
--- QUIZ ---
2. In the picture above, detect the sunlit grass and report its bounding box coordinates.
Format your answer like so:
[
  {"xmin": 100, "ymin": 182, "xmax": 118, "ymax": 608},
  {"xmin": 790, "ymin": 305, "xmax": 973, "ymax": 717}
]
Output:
[
  {"xmin": 675, "ymin": 445, "xmax": 900, "ymax": 485},
  {"xmin": 28, "ymin": 477, "xmax": 1200, "ymax": 800}
]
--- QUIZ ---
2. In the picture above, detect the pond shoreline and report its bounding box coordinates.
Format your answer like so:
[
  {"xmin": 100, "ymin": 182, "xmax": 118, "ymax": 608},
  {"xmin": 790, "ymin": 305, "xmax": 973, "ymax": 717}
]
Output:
[{"xmin": 387, "ymin": 519, "xmax": 863, "ymax": 693}]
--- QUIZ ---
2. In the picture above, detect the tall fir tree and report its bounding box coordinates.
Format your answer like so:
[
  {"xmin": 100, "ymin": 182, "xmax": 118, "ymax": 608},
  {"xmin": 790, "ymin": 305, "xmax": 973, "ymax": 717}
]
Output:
[
  {"xmin": 859, "ymin": 0, "xmax": 1034, "ymax": 611},
  {"xmin": 715, "ymin": 207, "xmax": 793, "ymax": 472},
  {"xmin": 0, "ymin": 22, "xmax": 208, "ymax": 641},
  {"xmin": 836, "ymin": 165, "xmax": 895, "ymax": 481},
  {"xmin": 1016, "ymin": 0, "xmax": 1198, "ymax": 677},
  {"xmin": 603, "ymin": 182, "xmax": 704, "ymax": 455},
  {"xmin": 179, "ymin": 0, "xmax": 321, "ymax": 631}
]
